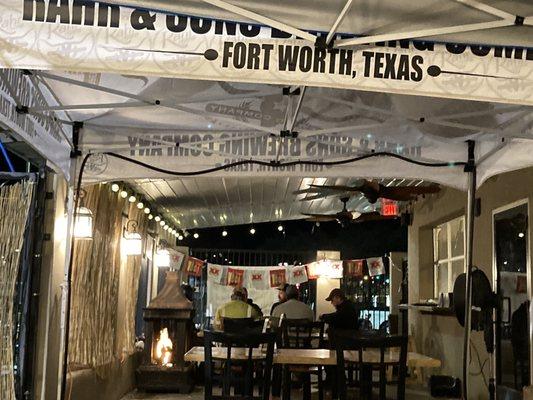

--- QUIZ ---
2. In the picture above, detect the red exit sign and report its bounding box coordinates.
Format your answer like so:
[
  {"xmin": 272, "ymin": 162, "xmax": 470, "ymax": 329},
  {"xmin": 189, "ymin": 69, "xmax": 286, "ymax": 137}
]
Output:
[{"xmin": 381, "ymin": 199, "xmax": 399, "ymax": 216}]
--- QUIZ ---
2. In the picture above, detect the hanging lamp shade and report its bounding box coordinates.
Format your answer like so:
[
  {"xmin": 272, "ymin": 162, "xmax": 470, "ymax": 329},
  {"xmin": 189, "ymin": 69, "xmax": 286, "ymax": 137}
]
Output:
[
  {"xmin": 124, "ymin": 231, "xmax": 142, "ymax": 256},
  {"xmin": 73, "ymin": 206, "xmax": 93, "ymax": 239}
]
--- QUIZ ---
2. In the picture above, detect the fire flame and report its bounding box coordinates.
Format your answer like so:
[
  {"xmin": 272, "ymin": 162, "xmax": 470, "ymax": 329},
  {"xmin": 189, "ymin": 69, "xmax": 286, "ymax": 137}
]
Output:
[{"xmin": 155, "ymin": 328, "xmax": 173, "ymax": 367}]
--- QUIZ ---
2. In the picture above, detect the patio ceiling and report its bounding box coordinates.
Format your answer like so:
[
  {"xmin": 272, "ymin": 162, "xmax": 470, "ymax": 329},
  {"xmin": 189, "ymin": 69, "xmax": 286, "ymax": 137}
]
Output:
[{"xmin": 131, "ymin": 176, "xmax": 424, "ymax": 229}]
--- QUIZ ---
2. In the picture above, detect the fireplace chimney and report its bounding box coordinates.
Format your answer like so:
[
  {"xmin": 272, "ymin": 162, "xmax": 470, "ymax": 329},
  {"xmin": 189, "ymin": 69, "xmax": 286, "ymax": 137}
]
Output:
[{"xmin": 136, "ymin": 270, "xmax": 195, "ymax": 393}]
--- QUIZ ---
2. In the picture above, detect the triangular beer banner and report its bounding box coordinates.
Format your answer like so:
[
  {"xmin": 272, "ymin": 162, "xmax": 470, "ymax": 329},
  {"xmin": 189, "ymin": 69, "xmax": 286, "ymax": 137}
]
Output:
[
  {"xmin": 185, "ymin": 256, "xmax": 204, "ymax": 277},
  {"xmin": 306, "ymin": 262, "xmax": 319, "ymax": 280},
  {"xmin": 367, "ymin": 257, "xmax": 386, "ymax": 276},
  {"xmin": 248, "ymin": 268, "xmax": 270, "ymax": 290},
  {"xmin": 289, "ymin": 265, "xmax": 308, "ymax": 284},
  {"xmin": 269, "ymin": 268, "xmax": 287, "ymax": 288},
  {"xmin": 207, "ymin": 263, "xmax": 225, "ymax": 284},
  {"xmin": 344, "ymin": 259, "xmax": 364, "ymax": 277},
  {"xmin": 170, "ymin": 250, "xmax": 185, "ymax": 270},
  {"xmin": 226, "ymin": 267, "xmax": 245, "ymax": 287},
  {"xmin": 328, "ymin": 260, "xmax": 344, "ymax": 278}
]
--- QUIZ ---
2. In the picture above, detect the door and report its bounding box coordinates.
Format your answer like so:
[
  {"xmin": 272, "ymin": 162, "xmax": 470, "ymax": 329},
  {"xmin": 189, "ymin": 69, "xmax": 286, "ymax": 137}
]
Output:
[{"xmin": 493, "ymin": 201, "xmax": 530, "ymax": 399}]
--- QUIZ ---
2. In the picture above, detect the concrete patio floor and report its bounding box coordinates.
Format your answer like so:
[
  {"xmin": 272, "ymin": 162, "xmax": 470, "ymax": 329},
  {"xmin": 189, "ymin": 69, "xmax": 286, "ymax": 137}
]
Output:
[{"xmin": 121, "ymin": 385, "xmax": 433, "ymax": 400}]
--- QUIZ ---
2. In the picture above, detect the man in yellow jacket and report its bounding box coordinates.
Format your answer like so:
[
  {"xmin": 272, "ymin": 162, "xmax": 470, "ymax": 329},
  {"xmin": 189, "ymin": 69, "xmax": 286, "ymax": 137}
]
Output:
[{"xmin": 214, "ymin": 286, "xmax": 261, "ymax": 330}]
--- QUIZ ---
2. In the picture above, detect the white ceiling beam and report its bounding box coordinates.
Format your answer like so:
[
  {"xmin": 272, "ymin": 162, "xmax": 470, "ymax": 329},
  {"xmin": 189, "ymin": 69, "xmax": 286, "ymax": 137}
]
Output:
[
  {"xmin": 336, "ymin": 19, "xmax": 513, "ymax": 47},
  {"xmin": 326, "ymin": 0, "xmax": 354, "ymax": 44},
  {"xmin": 201, "ymin": 0, "xmax": 317, "ymax": 42}
]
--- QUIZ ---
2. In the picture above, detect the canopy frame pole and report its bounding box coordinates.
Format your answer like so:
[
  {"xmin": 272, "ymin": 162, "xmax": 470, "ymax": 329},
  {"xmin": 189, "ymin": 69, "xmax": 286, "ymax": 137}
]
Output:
[
  {"xmin": 28, "ymin": 101, "xmax": 151, "ymax": 112},
  {"xmin": 454, "ymin": 0, "xmax": 515, "ymax": 19},
  {"xmin": 336, "ymin": 19, "xmax": 513, "ymax": 47},
  {"xmin": 463, "ymin": 140, "xmax": 477, "ymax": 400},
  {"xmin": 200, "ymin": 0, "xmax": 317, "ymax": 42},
  {"xmin": 326, "ymin": 0, "xmax": 354, "ymax": 44},
  {"xmin": 34, "ymin": 71, "xmax": 282, "ymax": 105}
]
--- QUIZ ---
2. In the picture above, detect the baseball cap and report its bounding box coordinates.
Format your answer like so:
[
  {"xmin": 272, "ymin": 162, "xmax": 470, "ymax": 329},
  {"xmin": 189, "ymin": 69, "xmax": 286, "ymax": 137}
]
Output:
[
  {"xmin": 233, "ymin": 286, "xmax": 246, "ymax": 297},
  {"xmin": 276, "ymin": 283, "xmax": 289, "ymax": 291},
  {"xmin": 325, "ymin": 288, "xmax": 345, "ymax": 301}
]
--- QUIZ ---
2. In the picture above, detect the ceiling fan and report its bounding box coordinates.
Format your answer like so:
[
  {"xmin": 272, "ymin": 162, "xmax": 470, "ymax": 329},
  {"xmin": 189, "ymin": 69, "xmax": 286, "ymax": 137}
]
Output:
[
  {"xmin": 298, "ymin": 179, "xmax": 440, "ymax": 204},
  {"xmin": 302, "ymin": 197, "xmax": 398, "ymax": 226}
]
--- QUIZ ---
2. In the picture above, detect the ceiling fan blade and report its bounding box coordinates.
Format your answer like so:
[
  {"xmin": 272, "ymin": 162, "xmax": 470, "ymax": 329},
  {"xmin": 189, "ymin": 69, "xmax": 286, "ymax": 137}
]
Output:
[
  {"xmin": 301, "ymin": 213, "xmax": 337, "ymax": 222},
  {"xmin": 308, "ymin": 184, "xmax": 363, "ymax": 192},
  {"xmin": 352, "ymin": 212, "xmax": 399, "ymax": 223},
  {"xmin": 299, "ymin": 193, "xmax": 337, "ymax": 202}
]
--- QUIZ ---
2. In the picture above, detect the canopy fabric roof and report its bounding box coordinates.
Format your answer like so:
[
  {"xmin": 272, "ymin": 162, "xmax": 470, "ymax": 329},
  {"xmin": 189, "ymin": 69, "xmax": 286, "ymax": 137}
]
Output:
[
  {"xmin": 1, "ymin": 1, "xmax": 532, "ymax": 229},
  {"xmin": 105, "ymin": 0, "xmax": 533, "ymax": 48},
  {"xmin": 36, "ymin": 70, "xmax": 532, "ymax": 188}
]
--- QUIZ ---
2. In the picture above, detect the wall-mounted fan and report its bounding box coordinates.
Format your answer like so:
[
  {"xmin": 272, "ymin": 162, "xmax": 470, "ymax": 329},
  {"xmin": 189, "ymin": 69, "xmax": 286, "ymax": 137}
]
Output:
[
  {"xmin": 296, "ymin": 179, "xmax": 440, "ymax": 203},
  {"xmin": 301, "ymin": 197, "xmax": 398, "ymax": 227},
  {"xmin": 453, "ymin": 268, "xmax": 497, "ymax": 353}
]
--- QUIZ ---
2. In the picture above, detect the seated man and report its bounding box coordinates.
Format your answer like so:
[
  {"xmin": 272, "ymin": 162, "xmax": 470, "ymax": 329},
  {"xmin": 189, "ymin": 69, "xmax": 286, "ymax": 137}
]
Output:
[
  {"xmin": 272, "ymin": 284, "xmax": 314, "ymax": 321},
  {"xmin": 214, "ymin": 286, "xmax": 262, "ymax": 330},
  {"xmin": 320, "ymin": 288, "xmax": 359, "ymax": 330},
  {"xmin": 270, "ymin": 283, "xmax": 289, "ymax": 315}
]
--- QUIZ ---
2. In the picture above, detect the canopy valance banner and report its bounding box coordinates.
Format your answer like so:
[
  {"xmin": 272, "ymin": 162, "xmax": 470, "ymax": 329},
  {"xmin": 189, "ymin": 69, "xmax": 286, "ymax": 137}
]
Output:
[
  {"xmin": 3, "ymin": 1, "xmax": 532, "ymax": 106},
  {"xmin": 0, "ymin": 69, "xmax": 71, "ymax": 178}
]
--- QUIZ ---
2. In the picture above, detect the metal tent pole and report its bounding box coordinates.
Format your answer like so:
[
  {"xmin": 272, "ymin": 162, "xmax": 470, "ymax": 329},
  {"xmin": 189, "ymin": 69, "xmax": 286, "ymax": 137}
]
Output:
[{"xmin": 463, "ymin": 140, "xmax": 476, "ymax": 400}]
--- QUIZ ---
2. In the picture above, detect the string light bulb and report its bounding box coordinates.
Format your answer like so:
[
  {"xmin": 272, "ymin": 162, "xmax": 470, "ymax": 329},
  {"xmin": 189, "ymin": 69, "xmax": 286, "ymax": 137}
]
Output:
[
  {"xmin": 222, "ymin": 230, "xmax": 228, "ymax": 237},
  {"xmin": 250, "ymin": 227, "xmax": 256, "ymax": 235},
  {"xmin": 137, "ymin": 202, "xmax": 144, "ymax": 209},
  {"xmin": 277, "ymin": 224, "xmax": 283, "ymax": 232},
  {"xmin": 160, "ymin": 220, "xmax": 165, "ymax": 226},
  {"xmin": 128, "ymin": 195, "xmax": 136, "ymax": 203},
  {"xmin": 144, "ymin": 207, "xmax": 150, "ymax": 214},
  {"xmin": 111, "ymin": 183, "xmax": 120, "ymax": 192},
  {"xmin": 193, "ymin": 232, "xmax": 199, "ymax": 239},
  {"xmin": 155, "ymin": 216, "xmax": 161, "ymax": 222},
  {"xmin": 148, "ymin": 214, "xmax": 153, "ymax": 220},
  {"xmin": 120, "ymin": 190, "xmax": 128, "ymax": 199}
]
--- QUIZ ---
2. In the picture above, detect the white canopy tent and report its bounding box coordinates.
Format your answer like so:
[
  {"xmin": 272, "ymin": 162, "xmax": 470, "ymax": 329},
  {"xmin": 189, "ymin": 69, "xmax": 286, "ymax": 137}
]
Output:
[{"xmin": 0, "ymin": 1, "xmax": 532, "ymax": 399}]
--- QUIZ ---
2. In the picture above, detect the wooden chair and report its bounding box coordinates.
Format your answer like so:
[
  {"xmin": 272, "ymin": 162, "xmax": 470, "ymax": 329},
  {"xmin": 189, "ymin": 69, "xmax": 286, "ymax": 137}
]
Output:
[
  {"xmin": 278, "ymin": 319, "xmax": 325, "ymax": 400},
  {"xmin": 332, "ymin": 332, "xmax": 408, "ymax": 400},
  {"xmin": 204, "ymin": 330, "xmax": 276, "ymax": 400},
  {"xmin": 222, "ymin": 317, "xmax": 264, "ymax": 333}
]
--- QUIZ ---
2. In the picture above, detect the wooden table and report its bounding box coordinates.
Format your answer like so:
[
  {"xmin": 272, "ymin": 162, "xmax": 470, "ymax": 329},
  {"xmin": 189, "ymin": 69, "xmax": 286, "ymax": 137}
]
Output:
[{"xmin": 185, "ymin": 346, "xmax": 441, "ymax": 368}]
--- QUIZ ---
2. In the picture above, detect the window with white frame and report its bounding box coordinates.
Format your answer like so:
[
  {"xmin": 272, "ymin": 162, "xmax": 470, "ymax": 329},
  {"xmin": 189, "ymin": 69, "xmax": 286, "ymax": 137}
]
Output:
[{"xmin": 433, "ymin": 216, "xmax": 466, "ymax": 297}]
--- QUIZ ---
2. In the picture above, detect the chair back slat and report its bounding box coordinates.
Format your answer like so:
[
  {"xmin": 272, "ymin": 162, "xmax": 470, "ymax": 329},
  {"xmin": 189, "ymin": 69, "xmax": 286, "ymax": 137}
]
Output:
[
  {"xmin": 204, "ymin": 330, "xmax": 276, "ymax": 400},
  {"xmin": 332, "ymin": 331, "xmax": 408, "ymax": 400},
  {"xmin": 279, "ymin": 319, "xmax": 324, "ymax": 349}
]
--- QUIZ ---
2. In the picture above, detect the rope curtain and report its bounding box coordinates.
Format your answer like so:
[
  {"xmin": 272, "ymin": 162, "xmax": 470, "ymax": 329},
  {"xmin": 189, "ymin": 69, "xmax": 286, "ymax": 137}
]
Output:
[
  {"xmin": 0, "ymin": 180, "xmax": 35, "ymax": 400},
  {"xmin": 68, "ymin": 184, "xmax": 123, "ymax": 374}
]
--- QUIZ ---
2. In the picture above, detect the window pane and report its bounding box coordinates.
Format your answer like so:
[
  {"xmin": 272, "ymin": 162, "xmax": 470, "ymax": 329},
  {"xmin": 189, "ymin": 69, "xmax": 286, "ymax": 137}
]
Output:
[
  {"xmin": 436, "ymin": 262, "xmax": 448, "ymax": 296},
  {"xmin": 495, "ymin": 204, "xmax": 528, "ymax": 273},
  {"xmin": 450, "ymin": 218, "xmax": 465, "ymax": 258},
  {"xmin": 451, "ymin": 259, "xmax": 465, "ymax": 289},
  {"xmin": 435, "ymin": 225, "xmax": 448, "ymax": 260}
]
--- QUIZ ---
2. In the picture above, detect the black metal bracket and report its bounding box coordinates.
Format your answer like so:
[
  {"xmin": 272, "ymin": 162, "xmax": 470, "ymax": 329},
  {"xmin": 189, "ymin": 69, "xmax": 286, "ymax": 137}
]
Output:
[
  {"xmin": 315, "ymin": 36, "xmax": 334, "ymax": 50},
  {"xmin": 515, "ymin": 15, "xmax": 525, "ymax": 25},
  {"xmin": 464, "ymin": 140, "xmax": 476, "ymax": 173},
  {"xmin": 70, "ymin": 121, "xmax": 84, "ymax": 159},
  {"xmin": 282, "ymin": 87, "xmax": 301, "ymax": 96},
  {"xmin": 269, "ymin": 160, "xmax": 281, "ymax": 166},
  {"xmin": 280, "ymin": 130, "xmax": 298, "ymax": 138},
  {"xmin": 16, "ymin": 105, "xmax": 29, "ymax": 114}
]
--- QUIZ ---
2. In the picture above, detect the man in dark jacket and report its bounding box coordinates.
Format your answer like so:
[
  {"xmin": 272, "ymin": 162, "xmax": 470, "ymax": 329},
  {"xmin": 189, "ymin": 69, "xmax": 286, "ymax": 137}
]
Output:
[{"xmin": 320, "ymin": 288, "xmax": 359, "ymax": 330}]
